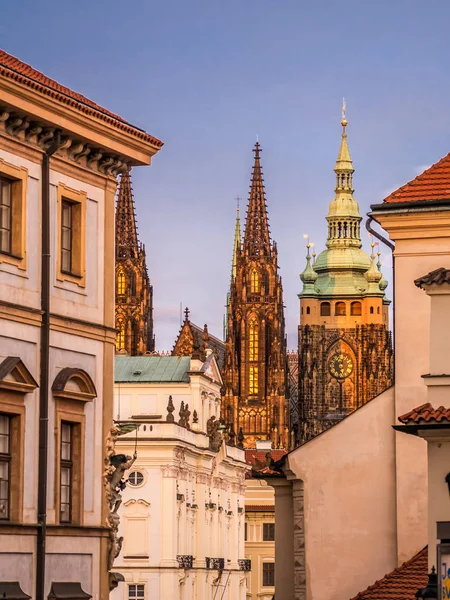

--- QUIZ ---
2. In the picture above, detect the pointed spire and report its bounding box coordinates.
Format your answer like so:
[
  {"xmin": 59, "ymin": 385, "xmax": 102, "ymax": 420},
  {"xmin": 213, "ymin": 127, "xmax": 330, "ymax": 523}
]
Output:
[
  {"xmin": 231, "ymin": 196, "xmax": 241, "ymax": 280},
  {"xmin": 115, "ymin": 170, "xmax": 139, "ymax": 258},
  {"xmin": 335, "ymin": 98, "xmax": 353, "ymax": 172},
  {"xmin": 243, "ymin": 142, "xmax": 271, "ymax": 257},
  {"xmin": 299, "ymin": 236, "xmax": 318, "ymax": 297}
]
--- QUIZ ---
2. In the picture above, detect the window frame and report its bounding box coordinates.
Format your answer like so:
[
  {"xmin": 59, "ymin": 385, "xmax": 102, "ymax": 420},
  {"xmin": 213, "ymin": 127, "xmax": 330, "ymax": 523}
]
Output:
[
  {"xmin": 117, "ymin": 268, "xmax": 126, "ymax": 295},
  {"xmin": 350, "ymin": 301, "xmax": 362, "ymax": 316},
  {"xmin": 335, "ymin": 302, "xmax": 346, "ymax": 316},
  {"xmin": 0, "ymin": 414, "xmax": 11, "ymax": 521},
  {"xmin": 263, "ymin": 522, "xmax": 275, "ymax": 541},
  {"xmin": 0, "ymin": 177, "xmax": 12, "ymax": 256},
  {"xmin": 320, "ymin": 302, "xmax": 331, "ymax": 317},
  {"xmin": 59, "ymin": 422, "xmax": 73, "ymax": 523},
  {"xmin": 57, "ymin": 183, "xmax": 87, "ymax": 287},
  {"xmin": 0, "ymin": 158, "xmax": 28, "ymax": 269},
  {"xmin": 262, "ymin": 562, "xmax": 275, "ymax": 587},
  {"xmin": 128, "ymin": 584, "xmax": 145, "ymax": 600}
]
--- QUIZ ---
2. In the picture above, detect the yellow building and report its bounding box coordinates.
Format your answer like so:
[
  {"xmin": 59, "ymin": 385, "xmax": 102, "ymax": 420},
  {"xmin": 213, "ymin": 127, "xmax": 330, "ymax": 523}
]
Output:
[{"xmin": 0, "ymin": 49, "xmax": 161, "ymax": 599}]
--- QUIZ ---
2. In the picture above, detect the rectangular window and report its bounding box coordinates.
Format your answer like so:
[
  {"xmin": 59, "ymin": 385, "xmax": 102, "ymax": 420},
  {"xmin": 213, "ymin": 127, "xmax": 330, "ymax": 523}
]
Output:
[
  {"xmin": 244, "ymin": 522, "xmax": 247, "ymax": 541},
  {"xmin": 61, "ymin": 199, "xmax": 73, "ymax": 274},
  {"xmin": 249, "ymin": 365, "xmax": 259, "ymax": 395},
  {"xmin": 60, "ymin": 422, "xmax": 73, "ymax": 523},
  {"xmin": 0, "ymin": 415, "xmax": 11, "ymax": 520},
  {"xmin": 128, "ymin": 584, "xmax": 145, "ymax": 600},
  {"xmin": 263, "ymin": 562, "xmax": 275, "ymax": 587},
  {"xmin": 263, "ymin": 522, "xmax": 275, "ymax": 541},
  {"xmin": 0, "ymin": 178, "xmax": 12, "ymax": 255}
]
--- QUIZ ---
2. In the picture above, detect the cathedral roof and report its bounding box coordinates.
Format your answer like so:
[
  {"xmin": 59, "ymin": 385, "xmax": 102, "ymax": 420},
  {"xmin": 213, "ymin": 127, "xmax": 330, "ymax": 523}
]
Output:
[
  {"xmin": 0, "ymin": 49, "xmax": 163, "ymax": 147},
  {"xmin": 115, "ymin": 355, "xmax": 191, "ymax": 383},
  {"xmin": 383, "ymin": 152, "xmax": 450, "ymax": 204},
  {"xmin": 349, "ymin": 546, "xmax": 427, "ymax": 600},
  {"xmin": 116, "ymin": 171, "xmax": 140, "ymax": 257}
]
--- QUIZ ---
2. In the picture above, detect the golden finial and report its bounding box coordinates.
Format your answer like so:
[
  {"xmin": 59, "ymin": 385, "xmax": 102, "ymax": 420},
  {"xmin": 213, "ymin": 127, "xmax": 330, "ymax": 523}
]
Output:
[{"xmin": 341, "ymin": 97, "xmax": 347, "ymax": 129}]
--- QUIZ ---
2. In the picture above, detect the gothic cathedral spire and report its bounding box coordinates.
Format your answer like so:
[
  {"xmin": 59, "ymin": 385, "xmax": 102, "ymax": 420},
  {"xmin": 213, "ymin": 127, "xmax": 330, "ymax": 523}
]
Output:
[
  {"xmin": 222, "ymin": 142, "xmax": 288, "ymax": 449},
  {"xmin": 115, "ymin": 170, "xmax": 155, "ymax": 355}
]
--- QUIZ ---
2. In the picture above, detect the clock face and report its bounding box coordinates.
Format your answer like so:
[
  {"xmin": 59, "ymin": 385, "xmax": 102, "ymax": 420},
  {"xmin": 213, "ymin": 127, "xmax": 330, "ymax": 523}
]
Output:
[{"xmin": 329, "ymin": 353, "xmax": 354, "ymax": 380}]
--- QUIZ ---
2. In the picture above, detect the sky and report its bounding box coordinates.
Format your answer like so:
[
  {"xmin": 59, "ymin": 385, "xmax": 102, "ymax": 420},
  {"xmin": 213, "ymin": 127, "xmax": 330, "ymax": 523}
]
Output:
[{"xmin": 3, "ymin": 0, "xmax": 450, "ymax": 349}]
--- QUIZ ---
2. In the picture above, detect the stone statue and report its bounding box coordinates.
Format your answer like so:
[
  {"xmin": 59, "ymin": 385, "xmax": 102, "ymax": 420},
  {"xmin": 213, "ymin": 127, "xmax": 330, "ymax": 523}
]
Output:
[{"xmin": 207, "ymin": 416, "xmax": 223, "ymax": 452}]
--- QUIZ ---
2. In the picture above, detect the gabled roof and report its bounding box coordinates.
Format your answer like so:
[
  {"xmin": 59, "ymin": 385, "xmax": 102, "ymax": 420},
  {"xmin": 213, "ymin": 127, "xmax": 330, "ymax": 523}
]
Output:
[
  {"xmin": 383, "ymin": 153, "xmax": 450, "ymax": 204},
  {"xmin": 398, "ymin": 402, "xmax": 450, "ymax": 425},
  {"xmin": 349, "ymin": 546, "xmax": 427, "ymax": 600},
  {"xmin": 0, "ymin": 49, "xmax": 163, "ymax": 147},
  {"xmin": 115, "ymin": 356, "xmax": 191, "ymax": 383}
]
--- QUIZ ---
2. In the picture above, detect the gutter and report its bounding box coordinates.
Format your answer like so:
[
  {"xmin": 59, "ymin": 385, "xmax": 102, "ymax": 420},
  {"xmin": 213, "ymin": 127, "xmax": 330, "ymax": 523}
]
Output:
[{"xmin": 36, "ymin": 130, "xmax": 63, "ymax": 600}]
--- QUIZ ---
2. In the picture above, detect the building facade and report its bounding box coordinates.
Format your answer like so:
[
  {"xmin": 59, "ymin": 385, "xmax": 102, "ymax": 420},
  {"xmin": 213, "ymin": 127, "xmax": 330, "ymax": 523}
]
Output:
[
  {"xmin": 115, "ymin": 171, "xmax": 155, "ymax": 355},
  {"xmin": 222, "ymin": 143, "xmax": 288, "ymax": 449},
  {"xmin": 0, "ymin": 49, "xmax": 162, "ymax": 599},
  {"xmin": 296, "ymin": 113, "xmax": 393, "ymax": 444},
  {"xmin": 112, "ymin": 353, "xmax": 249, "ymax": 600}
]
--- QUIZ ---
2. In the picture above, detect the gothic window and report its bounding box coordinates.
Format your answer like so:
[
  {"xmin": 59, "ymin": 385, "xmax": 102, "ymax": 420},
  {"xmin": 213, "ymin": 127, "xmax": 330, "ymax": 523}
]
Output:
[
  {"xmin": 249, "ymin": 365, "xmax": 258, "ymax": 395},
  {"xmin": 335, "ymin": 302, "xmax": 346, "ymax": 316},
  {"xmin": 249, "ymin": 320, "xmax": 259, "ymax": 361},
  {"xmin": 130, "ymin": 322, "xmax": 139, "ymax": 354},
  {"xmin": 320, "ymin": 302, "xmax": 331, "ymax": 317},
  {"xmin": 350, "ymin": 301, "xmax": 362, "ymax": 316},
  {"xmin": 251, "ymin": 269, "xmax": 260, "ymax": 293},
  {"xmin": 117, "ymin": 269, "xmax": 126, "ymax": 295},
  {"xmin": 130, "ymin": 271, "xmax": 136, "ymax": 296},
  {"xmin": 116, "ymin": 322, "xmax": 125, "ymax": 351}
]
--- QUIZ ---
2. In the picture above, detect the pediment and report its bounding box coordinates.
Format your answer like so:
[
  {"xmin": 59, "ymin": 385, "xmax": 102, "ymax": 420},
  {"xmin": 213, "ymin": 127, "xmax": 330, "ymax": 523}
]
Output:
[
  {"xmin": 52, "ymin": 367, "xmax": 96, "ymax": 401},
  {"xmin": 0, "ymin": 356, "xmax": 38, "ymax": 393},
  {"xmin": 203, "ymin": 354, "xmax": 223, "ymax": 386}
]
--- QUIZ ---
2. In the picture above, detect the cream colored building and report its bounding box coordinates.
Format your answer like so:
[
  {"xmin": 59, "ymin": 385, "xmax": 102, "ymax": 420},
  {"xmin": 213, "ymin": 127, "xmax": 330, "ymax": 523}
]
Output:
[
  {"xmin": 270, "ymin": 148, "xmax": 450, "ymax": 599},
  {"xmin": 0, "ymin": 49, "xmax": 161, "ymax": 599},
  {"xmin": 112, "ymin": 352, "xmax": 249, "ymax": 600}
]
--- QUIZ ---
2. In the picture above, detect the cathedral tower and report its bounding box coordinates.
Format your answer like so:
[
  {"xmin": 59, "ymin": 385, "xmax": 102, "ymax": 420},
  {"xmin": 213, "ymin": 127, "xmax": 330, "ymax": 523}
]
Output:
[
  {"xmin": 297, "ymin": 108, "xmax": 393, "ymax": 444},
  {"xmin": 115, "ymin": 170, "xmax": 155, "ymax": 355},
  {"xmin": 223, "ymin": 143, "xmax": 288, "ymax": 449}
]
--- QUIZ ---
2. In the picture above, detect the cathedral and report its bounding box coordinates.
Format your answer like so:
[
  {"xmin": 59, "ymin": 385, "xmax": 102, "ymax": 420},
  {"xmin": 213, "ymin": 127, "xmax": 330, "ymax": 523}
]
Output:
[
  {"xmin": 222, "ymin": 142, "xmax": 288, "ymax": 449},
  {"xmin": 115, "ymin": 171, "xmax": 155, "ymax": 355},
  {"xmin": 296, "ymin": 112, "xmax": 393, "ymax": 444}
]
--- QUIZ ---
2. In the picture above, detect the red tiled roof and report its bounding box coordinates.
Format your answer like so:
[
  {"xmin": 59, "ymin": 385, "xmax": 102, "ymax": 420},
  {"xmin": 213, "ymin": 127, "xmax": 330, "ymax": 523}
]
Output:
[
  {"xmin": 0, "ymin": 49, "xmax": 163, "ymax": 147},
  {"xmin": 384, "ymin": 153, "xmax": 450, "ymax": 204},
  {"xmin": 245, "ymin": 449, "xmax": 287, "ymax": 466},
  {"xmin": 245, "ymin": 504, "xmax": 275, "ymax": 512},
  {"xmin": 398, "ymin": 402, "xmax": 450, "ymax": 425},
  {"xmin": 415, "ymin": 268, "xmax": 450, "ymax": 288},
  {"xmin": 350, "ymin": 547, "xmax": 427, "ymax": 600}
]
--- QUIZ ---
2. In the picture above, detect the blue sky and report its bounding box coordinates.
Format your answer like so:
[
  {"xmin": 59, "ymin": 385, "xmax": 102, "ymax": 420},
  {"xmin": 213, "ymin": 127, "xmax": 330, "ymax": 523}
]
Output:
[{"xmin": 3, "ymin": 0, "xmax": 450, "ymax": 348}]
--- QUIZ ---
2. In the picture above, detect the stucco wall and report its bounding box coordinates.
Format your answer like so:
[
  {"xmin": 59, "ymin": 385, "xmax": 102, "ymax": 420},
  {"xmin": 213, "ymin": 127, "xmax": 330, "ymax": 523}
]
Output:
[{"xmin": 286, "ymin": 386, "xmax": 397, "ymax": 600}]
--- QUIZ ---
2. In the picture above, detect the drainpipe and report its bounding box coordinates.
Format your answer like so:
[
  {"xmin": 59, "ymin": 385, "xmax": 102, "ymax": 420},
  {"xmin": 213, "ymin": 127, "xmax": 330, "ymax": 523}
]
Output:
[
  {"xmin": 365, "ymin": 213, "xmax": 396, "ymax": 379},
  {"xmin": 36, "ymin": 130, "xmax": 62, "ymax": 600}
]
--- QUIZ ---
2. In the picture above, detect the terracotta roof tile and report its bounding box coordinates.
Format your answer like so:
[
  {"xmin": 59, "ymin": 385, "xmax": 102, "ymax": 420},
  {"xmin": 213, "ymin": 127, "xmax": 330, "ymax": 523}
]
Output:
[
  {"xmin": 414, "ymin": 268, "xmax": 450, "ymax": 288},
  {"xmin": 398, "ymin": 403, "xmax": 450, "ymax": 425},
  {"xmin": 245, "ymin": 504, "xmax": 275, "ymax": 512},
  {"xmin": 384, "ymin": 153, "xmax": 450, "ymax": 204},
  {"xmin": 350, "ymin": 546, "xmax": 427, "ymax": 600},
  {"xmin": 0, "ymin": 49, "xmax": 163, "ymax": 147}
]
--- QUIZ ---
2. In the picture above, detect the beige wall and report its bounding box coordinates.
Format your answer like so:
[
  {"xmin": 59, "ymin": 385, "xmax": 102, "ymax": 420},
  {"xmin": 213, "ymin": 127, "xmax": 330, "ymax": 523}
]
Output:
[{"xmin": 284, "ymin": 386, "xmax": 397, "ymax": 600}]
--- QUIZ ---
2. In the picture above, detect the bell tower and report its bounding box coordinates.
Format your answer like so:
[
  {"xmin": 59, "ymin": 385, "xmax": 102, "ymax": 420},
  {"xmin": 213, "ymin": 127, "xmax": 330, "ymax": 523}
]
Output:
[{"xmin": 222, "ymin": 143, "xmax": 288, "ymax": 449}]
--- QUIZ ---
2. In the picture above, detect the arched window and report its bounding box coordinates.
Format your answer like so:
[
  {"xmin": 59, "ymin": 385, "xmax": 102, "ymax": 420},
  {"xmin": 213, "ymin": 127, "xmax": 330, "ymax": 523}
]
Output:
[
  {"xmin": 377, "ymin": 307, "xmax": 380, "ymax": 314},
  {"xmin": 320, "ymin": 302, "xmax": 331, "ymax": 317},
  {"xmin": 130, "ymin": 272, "xmax": 136, "ymax": 296},
  {"xmin": 335, "ymin": 302, "xmax": 346, "ymax": 316},
  {"xmin": 130, "ymin": 322, "xmax": 139, "ymax": 354},
  {"xmin": 117, "ymin": 269, "xmax": 126, "ymax": 295},
  {"xmin": 251, "ymin": 269, "xmax": 259, "ymax": 293},
  {"xmin": 370, "ymin": 306, "xmax": 374, "ymax": 314},
  {"xmin": 249, "ymin": 320, "xmax": 259, "ymax": 361},
  {"xmin": 350, "ymin": 301, "xmax": 362, "ymax": 316},
  {"xmin": 116, "ymin": 322, "xmax": 125, "ymax": 351},
  {"xmin": 306, "ymin": 306, "xmax": 311, "ymax": 315}
]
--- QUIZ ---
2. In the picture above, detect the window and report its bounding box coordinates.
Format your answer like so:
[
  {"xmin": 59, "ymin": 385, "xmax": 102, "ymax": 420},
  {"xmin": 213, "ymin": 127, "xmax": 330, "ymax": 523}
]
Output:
[
  {"xmin": 350, "ymin": 301, "xmax": 362, "ymax": 316},
  {"xmin": 0, "ymin": 415, "xmax": 11, "ymax": 520},
  {"xmin": 335, "ymin": 302, "xmax": 346, "ymax": 316},
  {"xmin": 263, "ymin": 522, "xmax": 275, "ymax": 541},
  {"xmin": 128, "ymin": 584, "xmax": 145, "ymax": 600},
  {"xmin": 306, "ymin": 306, "xmax": 311, "ymax": 315},
  {"xmin": 130, "ymin": 272, "xmax": 136, "ymax": 296},
  {"xmin": 244, "ymin": 522, "xmax": 248, "ymax": 541},
  {"xmin": 128, "ymin": 471, "xmax": 144, "ymax": 487},
  {"xmin": 116, "ymin": 322, "xmax": 125, "ymax": 351},
  {"xmin": 61, "ymin": 200, "xmax": 73, "ymax": 274},
  {"xmin": 249, "ymin": 320, "xmax": 259, "ymax": 361},
  {"xmin": 57, "ymin": 183, "xmax": 86, "ymax": 286},
  {"xmin": 60, "ymin": 422, "xmax": 73, "ymax": 523},
  {"xmin": 117, "ymin": 269, "xmax": 126, "ymax": 295},
  {"xmin": 249, "ymin": 365, "xmax": 259, "ymax": 395},
  {"xmin": 263, "ymin": 563, "xmax": 275, "ymax": 587},
  {"xmin": 370, "ymin": 306, "xmax": 374, "ymax": 314},
  {"xmin": 320, "ymin": 302, "xmax": 331, "ymax": 317},
  {"xmin": 251, "ymin": 269, "xmax": 259, "ymax": 293},
  {"xmin": 377, "ymin": 307, "xmax": 380, "ymax": 314},
  {"xmin": 0, "ymin": 178, "xmax": 12, "ymax": 254}
]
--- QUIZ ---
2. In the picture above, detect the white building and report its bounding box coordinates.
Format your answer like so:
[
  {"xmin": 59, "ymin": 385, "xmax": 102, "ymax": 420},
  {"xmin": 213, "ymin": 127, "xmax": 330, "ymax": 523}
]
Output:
[
  {"xmin": 0, "ymin": 49, "xmax": 161, "ymax": 599},
  {"xmin": 112, "ymin": 351, "xmax": 250, "ymax": 600}
]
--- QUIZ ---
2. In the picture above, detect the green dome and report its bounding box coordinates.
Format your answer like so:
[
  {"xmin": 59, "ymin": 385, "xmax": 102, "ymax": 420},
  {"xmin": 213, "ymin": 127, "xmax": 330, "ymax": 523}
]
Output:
[{"xmin": 314, "ymin": 247, "xmax": 371, "ymax": 273}]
